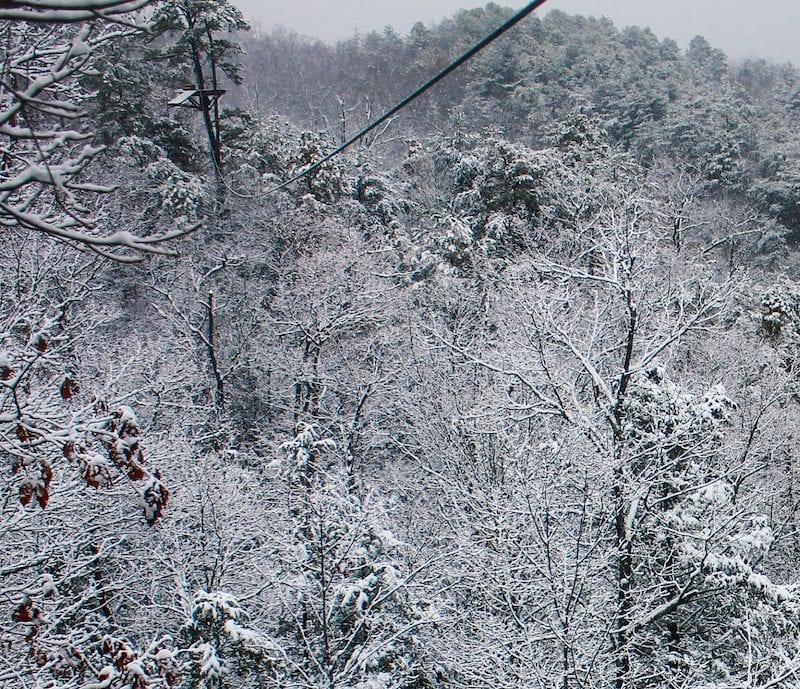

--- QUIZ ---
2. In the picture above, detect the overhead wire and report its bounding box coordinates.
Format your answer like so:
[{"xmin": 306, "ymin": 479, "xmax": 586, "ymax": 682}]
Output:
[{"xmin": 222, "ymin": 0, "xmax": 550, "ymax": 199}]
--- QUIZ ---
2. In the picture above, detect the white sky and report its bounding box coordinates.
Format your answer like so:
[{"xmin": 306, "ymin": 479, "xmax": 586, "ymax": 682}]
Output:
[{"xmin": 235, "ymin": 1, "xmax": 800, "ymax": 64}]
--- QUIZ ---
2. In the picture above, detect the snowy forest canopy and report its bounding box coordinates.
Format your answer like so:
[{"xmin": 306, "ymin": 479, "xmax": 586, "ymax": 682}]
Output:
[{"xmin": 6, "ymin": 2, "xmax": 800, "ymax": 689}]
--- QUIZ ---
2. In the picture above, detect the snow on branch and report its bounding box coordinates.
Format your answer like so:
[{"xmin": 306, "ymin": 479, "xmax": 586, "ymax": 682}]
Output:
[
  {"xmin": 0, "ymin": 3, "xmax": 197, "ymax": 261},
  {"xmin": 0, "ymin": 1, "xmax": 153, "ymax": 23}
]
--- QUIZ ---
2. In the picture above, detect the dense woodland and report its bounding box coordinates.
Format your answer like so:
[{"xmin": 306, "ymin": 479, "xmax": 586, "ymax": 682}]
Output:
[{"xmin": 7, "ymin": 2, "xmax": 800, "ymax": 688}]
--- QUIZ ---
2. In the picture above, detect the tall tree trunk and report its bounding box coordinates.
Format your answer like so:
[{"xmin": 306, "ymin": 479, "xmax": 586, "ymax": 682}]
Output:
[
  {"xmin": 205, "ymin": 290, "xmax": 225, "ymax": 410},
  {"xmin": 187, "ymin": 32, "xmax": 222, "ymax": 176}
]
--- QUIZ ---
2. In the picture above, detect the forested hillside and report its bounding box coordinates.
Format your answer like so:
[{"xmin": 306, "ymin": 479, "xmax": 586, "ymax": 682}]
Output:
[{"xmin": 5, "ymin": 2, "xmax": 800, "ymax": 689}]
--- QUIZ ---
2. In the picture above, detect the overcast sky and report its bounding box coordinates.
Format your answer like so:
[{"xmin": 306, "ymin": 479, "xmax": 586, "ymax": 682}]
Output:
[{"xmin": 234, "ymin": 1, "xmax": 800, "ymax": 65}]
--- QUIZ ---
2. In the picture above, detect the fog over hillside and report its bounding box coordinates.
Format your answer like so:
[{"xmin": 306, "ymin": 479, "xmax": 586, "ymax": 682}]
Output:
[{"xmin": 236, "ymin": 0, "xmax": 800, "ymax": 63}]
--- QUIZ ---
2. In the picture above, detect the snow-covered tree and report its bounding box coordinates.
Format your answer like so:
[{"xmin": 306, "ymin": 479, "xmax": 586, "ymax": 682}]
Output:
[
  {"xmin": 180, "ymin": 590, "xmax": 273, "ymax": 689},
  {"xmin": 266, "ymin": 425, "xmax": 439, "ymax": 689},
  {"xmin": 152, "ymin": 0, "xmax": 248, "ymax": 172}
]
